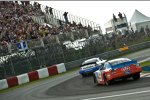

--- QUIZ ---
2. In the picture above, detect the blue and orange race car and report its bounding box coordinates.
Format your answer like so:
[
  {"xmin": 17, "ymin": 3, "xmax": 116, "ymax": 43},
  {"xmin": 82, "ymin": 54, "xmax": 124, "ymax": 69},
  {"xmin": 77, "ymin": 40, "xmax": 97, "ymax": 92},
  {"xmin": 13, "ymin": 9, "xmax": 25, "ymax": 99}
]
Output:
[
  {"xmin": 79, "ymin": 58, "xmax": 106, "ymax": 77},
  {"xmin": 93, "ymin": 58, "xmax": 142, "ymax": 85}
]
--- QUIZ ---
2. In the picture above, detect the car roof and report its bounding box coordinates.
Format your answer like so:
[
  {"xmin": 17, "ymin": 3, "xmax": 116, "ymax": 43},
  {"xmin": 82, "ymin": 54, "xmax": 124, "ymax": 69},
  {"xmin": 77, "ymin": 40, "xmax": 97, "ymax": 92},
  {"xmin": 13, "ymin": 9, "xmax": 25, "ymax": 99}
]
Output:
[
  {"xmin": 108, "ymin": 58, "xmax": 131, "ymax": 64},
  {"xmin": 82, "ymin": 58, "xmax": 100, "ymax": 65}
]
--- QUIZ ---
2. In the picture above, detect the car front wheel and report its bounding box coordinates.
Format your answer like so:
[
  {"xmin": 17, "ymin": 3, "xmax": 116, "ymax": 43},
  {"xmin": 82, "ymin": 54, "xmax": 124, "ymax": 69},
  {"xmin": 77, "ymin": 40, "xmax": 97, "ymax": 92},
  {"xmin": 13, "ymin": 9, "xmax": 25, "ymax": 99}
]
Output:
[
  {"xmin": 104, "ymin": 75, "xmax": 110, "ymax": 86},
  {"xmin": 82, "ymin": 74, "xmax": 86, "ymax": 77},
  {"xmin": 132, "ymin": 73, "xmax": 140, "ymax": 80},
  {"xmin": 93, "ymin": 74, "xmax": 98, "ymax": 84}
]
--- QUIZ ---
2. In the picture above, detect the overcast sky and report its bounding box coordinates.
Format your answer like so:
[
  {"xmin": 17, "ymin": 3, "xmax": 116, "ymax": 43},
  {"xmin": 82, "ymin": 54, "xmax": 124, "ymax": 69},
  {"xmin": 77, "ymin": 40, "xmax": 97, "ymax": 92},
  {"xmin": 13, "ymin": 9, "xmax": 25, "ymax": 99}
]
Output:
[{"xmin": 37, "ymin": 1, "xmax": 150, "ymax": 33}]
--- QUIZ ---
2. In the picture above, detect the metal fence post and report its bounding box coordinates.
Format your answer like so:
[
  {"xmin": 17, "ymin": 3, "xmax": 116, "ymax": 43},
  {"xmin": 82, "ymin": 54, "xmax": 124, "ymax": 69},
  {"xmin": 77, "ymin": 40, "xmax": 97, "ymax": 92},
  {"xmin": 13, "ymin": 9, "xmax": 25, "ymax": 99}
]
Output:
[
  {"xmin": 27, "ymin": 56, "xmax": 32, "ymax": 71},
  {"xmin": 9, "ymin": 55, "xmax": 16, "ymax": 75}
]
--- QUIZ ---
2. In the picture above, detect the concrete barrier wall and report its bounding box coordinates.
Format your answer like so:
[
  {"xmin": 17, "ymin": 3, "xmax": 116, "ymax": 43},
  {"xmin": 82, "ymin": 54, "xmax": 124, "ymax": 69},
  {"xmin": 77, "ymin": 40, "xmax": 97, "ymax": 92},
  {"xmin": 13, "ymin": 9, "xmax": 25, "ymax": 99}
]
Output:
[
  {"xmin": 0, "ymin": 79, "xmax": 8, "ymax": 90},
  {"xmin": 6, "ymin": 76, "xmax": 19, "ymax": 88},
  {"xmin": 65, "ymin": 41, "xmax": 150, "ymax": 70},
  {"xmin": 47, "ymin": 65, "xmax": 58, "ymax": 75},
  {"xmin": 37, "ymin": 68, "xmax": 49, "ymax": 79},
  {"xmin": 17, "ymin": 74, "xmax": 29, "ymax": 85},
  {"xmin": 56, "ymin": 63, "xmax": 66, "ymax": 73}
]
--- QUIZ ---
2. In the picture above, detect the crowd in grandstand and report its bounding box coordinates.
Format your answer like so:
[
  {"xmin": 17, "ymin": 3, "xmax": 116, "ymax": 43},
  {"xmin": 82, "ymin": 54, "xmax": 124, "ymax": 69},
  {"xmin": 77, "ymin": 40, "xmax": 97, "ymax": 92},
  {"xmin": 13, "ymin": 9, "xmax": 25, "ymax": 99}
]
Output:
[{"xmin": 0, "ymin": 1, "xmax": 150, "ymax": 51}]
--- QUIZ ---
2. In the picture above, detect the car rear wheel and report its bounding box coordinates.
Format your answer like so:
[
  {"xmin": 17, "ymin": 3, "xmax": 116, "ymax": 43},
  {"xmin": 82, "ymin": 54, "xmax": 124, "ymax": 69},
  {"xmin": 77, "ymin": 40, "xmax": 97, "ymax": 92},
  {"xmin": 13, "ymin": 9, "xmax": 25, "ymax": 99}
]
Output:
[
  {"xmin": 132, "ymin": 73, "xmax": 140, "ymax": 80},
  {"xmin": 122, "ymin": 78, "xmax": 127, "ymax": 81},
  {"xmin": 93, "ymin": 74, "xmax": 98, "ymax": 84},
  {"xmin": 82, "ymin": 74, "xmax": 86, "ymax": 77},
  {"xmin": 104, "ymin": 75, "xmax": 110, "ymax": 86}
]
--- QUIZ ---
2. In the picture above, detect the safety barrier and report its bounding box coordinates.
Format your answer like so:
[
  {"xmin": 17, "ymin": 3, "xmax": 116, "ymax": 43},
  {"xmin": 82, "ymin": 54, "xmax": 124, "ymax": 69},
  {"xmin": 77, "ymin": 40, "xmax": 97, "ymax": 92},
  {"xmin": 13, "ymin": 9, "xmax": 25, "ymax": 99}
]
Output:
[
  {"xmin": 56, "ymin": 63, "xmax": 66, "ymax": 73},
  {"xmin": 47, "ymin": 65, "xmax": 58, "ymax": 75},
  {"xmin": 28, "ymin": 71, "xmax": 39, "ymax": 82},
  {"xmin": 37, "ymin": 68, "xmax": 49, "ymax": 79},
  {"xmin": 17, "ymin": 74, "xmax": 29, "ymax": 85},
  {"xmin": 0, "ymin": 79, "xmax": 8, "ymax": 90},
  {"xmin": 0, "ymin": 63, "xmax": 66, "ymax": 90},
  {"xmin": 142, "ymin": 66, "xmax": 150, "ymax": 71},
  {"xmin": 6, "ymin": 76, "xmax": 19, "ymax": 88}
]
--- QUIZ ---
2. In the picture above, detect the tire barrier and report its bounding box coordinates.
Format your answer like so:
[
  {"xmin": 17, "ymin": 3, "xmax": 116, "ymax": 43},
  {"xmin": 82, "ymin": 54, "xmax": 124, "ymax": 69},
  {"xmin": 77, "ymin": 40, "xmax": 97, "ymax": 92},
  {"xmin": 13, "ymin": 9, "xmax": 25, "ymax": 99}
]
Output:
[{"xmin": 0, "ymin": 63, "xmax": 66, "ymax": 90}]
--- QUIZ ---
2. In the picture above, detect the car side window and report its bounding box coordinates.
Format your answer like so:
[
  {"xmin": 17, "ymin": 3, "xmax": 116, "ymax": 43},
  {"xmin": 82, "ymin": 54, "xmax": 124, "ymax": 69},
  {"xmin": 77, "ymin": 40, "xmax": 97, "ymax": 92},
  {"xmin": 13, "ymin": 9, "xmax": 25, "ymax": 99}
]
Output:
[
  {"xmin": 102, "ymin": 62, "xmax": 112, "ymax": 70},
  {"xmin": 106, "ymin": 63, "xmax": 112, "ymax": 69}
]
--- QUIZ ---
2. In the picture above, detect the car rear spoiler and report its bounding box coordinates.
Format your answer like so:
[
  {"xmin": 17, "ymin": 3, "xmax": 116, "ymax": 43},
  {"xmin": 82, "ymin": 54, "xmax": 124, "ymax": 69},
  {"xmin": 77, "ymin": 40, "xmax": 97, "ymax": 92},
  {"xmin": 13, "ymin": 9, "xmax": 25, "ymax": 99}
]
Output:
[{"xmin": 112, "ymin": 60, "xmax": 137, "ymax": 69}]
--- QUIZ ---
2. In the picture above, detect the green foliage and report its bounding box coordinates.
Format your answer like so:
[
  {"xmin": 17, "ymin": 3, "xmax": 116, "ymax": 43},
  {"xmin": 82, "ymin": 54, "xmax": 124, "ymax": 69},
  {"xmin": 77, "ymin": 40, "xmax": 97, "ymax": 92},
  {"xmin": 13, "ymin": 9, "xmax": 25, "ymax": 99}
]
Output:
[{"xmin": 140, "ymin": 61, "xmax": 150, "ymax": 67}]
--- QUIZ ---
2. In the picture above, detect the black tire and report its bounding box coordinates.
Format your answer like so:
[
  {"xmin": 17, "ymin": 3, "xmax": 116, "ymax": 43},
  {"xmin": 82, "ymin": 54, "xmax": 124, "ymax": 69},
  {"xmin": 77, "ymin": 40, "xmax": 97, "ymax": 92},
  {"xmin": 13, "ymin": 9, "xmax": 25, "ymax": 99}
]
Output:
[
  {"xmin": 104, "ymin": 75, "xmax": 110, "ymax": 86},
  {"xmin": 122, "ymin": 78, "xmax": 127, "ymax": 81},
  {"xmin": 82, "ymin": 74, "xmax": 86, "ymax": 78},
  {"xmin": 132, "ymin": 73, "xmax": 140, "ymax": 80},
  {"xmin": 93, "ymin": 74, "xmax": 98, "ymax": 84}
]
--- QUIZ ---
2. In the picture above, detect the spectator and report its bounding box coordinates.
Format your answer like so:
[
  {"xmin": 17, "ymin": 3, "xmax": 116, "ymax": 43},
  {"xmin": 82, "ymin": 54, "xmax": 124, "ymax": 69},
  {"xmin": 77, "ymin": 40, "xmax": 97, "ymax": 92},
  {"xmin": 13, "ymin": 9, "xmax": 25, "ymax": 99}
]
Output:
[
  {"xmin": 118, "ymin": 12, "xmax": 123, "ymax": 19},
  {"xmin": 59, "ymin": 20, "xmax": 63, "ymax": 26},
  {"xmin": 21, "ymin": 1, "xmax": 25, "ymax": 6},
  {"xmin": 113, "ymin": 14, "xmax": 117, "ymax": 22},
  {"xmin": 63, "ymin": 12, "xmax": 69, "ymax": 24},
  {"xmin": 45, "ymin": 6, "xmax": 49, "ymax": 14},
  {"xmin": 24, "ymin": 1, "xmax": 30, "ymax": 6},
  {"xmin": 49, "ymin": 7, "xmax": 53, "ymax": 15},
  {"xmin": 78, "ymin": 22, "xmax": 83, "ymax": 29},
  {"xmin": 0, "ymin": 38, "xmax": 8, "ymax": 50}
]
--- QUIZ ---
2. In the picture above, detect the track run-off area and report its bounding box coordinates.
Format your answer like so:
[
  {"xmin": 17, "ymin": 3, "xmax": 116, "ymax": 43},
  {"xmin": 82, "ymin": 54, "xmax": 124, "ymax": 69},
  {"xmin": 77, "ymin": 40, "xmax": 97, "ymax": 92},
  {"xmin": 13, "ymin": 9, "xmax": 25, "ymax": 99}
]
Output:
[{"xmin": 0, "ymin": 48, "xmax": 150, "ymax": 100}]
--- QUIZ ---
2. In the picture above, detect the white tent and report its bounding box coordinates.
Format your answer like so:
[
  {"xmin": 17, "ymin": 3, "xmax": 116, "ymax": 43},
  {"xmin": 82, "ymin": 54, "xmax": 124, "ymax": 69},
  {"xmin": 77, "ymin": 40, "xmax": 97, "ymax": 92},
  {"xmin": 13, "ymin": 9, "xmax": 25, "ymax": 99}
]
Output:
[{"xmin": 130, "ymin": 9, "xmax": 150, "ymax": 32}]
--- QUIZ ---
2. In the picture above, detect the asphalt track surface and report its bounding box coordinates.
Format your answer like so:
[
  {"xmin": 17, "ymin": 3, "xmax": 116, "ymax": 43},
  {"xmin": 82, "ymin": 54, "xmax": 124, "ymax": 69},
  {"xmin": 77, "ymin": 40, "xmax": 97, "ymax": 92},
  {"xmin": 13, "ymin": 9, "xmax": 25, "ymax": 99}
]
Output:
[{"xmin": 0, "ymin": 48, "xmax": 150, "ymax": 100}]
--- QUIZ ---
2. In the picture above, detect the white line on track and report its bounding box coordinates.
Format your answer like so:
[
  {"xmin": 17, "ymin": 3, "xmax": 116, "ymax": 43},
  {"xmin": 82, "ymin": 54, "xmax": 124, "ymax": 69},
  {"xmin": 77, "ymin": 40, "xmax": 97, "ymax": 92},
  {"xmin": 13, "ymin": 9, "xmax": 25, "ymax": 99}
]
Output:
[
  {"xmin": 141, "ymin": 73, "xmax": 150, "ymax": 77},
  {"xmin": 138, "ymin": 57, "xmax": 150, "ymax": 63},
  {"xmin": 82, "ymin": 89, "xmax": 150, "ymax": 100}
]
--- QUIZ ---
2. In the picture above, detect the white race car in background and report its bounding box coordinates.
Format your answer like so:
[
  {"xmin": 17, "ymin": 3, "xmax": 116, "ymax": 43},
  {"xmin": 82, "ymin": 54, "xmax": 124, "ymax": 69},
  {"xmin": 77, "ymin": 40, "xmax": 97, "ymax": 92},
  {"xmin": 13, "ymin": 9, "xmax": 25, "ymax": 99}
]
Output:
[{"xmin": 79, "ymin": 57, "xmax": 106, "ymax": 77}]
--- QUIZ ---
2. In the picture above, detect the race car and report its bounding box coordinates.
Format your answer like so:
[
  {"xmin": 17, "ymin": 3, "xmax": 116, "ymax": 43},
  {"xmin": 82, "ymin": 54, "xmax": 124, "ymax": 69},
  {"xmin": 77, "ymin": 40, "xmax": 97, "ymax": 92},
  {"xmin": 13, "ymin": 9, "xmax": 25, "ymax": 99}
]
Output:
[
  {"xmin": 93, "ymin": 58, "xmax": 142, "ymax": 85},
  {"xmin": 79, "ymin": 57, "xmax": 106, "ymax": 77}
]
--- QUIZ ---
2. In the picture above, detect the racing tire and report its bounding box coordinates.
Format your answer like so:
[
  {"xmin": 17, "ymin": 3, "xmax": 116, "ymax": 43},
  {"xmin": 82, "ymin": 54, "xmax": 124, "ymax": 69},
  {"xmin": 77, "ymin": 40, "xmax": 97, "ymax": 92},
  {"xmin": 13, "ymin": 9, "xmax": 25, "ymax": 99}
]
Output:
[
  {"xmin": 122, "ymin": 78, "xmax": 127, "ymax": 81},
  {"xmin": 93, "ymin": 74, "xmax": 98, "ymax": 84},
  {"xmin": 82, "ymin": 74, "xmax": 86, "ymax": 78},
  {"xmin": 104, "ymin": 75, "xmax": 110, "ymax": 86},
  {"xmin": 132, "ymin": 73, "xmax": 140, "ymax": 80}
]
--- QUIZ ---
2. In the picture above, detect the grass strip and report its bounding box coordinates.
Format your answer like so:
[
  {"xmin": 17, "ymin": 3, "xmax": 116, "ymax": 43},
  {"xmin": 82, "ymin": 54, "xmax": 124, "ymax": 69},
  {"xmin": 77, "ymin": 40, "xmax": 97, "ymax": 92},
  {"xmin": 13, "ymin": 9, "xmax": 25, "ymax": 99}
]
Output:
[{"xmin": 140, "ymin": 61, "xmax": 150, "ymax": 67}]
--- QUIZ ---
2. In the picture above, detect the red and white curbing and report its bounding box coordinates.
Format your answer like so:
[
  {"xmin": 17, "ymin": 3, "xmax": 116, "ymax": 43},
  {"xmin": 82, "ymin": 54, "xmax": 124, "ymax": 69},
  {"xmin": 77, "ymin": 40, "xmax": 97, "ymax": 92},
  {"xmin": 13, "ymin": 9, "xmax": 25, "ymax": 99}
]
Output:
[{"xmin": 0, "ymin": 63, "xmax": 66, "ymax": 90}]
